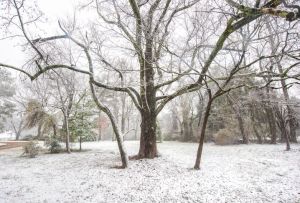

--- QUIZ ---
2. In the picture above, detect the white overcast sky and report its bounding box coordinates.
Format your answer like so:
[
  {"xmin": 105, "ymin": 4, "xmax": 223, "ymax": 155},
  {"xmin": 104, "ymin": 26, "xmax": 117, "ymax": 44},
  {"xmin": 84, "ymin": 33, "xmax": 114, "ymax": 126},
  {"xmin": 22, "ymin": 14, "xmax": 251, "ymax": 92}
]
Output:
[
  {"xmin": 0, "ymin": 0, "xmax": 299, "ymax": 97},
  {"xmin": 0, "ymin": 0, "xmax": 78, "ymax": 65}
]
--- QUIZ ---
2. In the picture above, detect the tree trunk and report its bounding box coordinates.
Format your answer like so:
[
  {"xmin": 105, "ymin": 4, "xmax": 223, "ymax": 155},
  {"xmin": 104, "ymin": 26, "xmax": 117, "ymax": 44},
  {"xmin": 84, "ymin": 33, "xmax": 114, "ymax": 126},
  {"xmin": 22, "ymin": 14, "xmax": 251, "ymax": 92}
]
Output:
[
  {"xmin": 284, "ymin": 127, "xmax": 291, "ymax": 151},
  {"xmin": 265, "ymin": 106, "xmax": 277, "ymax": 144},
  {"xmin": 53, "ymin": 124, "xmax": 57, "ymax": 138},
  {"xmin": 121, "ymin": 93, "xmax": 126, "ymax": 135},
  {"xmin": 138, "ymin": 111, "xmax": 157, "ymax": 158},
  {"xmin": 194, "ymin": 91, "xmax": 213, "ymax": 170},
  {"xmin": 63, "ymin": 113, "xmax": 71, "ymax": 153},
  {"xmin": 79, "ymin": 136, "xmax": 82, "ymax": 151},
  {"xmin": 15, "ymin": 132, "xmax": 21, "ymax": 140},
  {"xmin": 90, "ymin": 82, "xmax": 128, "ymax": 168},
  {"xmin": 236, "ymin": 114, "xmax": 248, "ymax": 144},
  {"xmin": 37, "ymin": 123, "xmax": 42, "ymax": 139},
  {"xmin": 137, "ymin": 38, "xmax": 158, "ymax": 159}
]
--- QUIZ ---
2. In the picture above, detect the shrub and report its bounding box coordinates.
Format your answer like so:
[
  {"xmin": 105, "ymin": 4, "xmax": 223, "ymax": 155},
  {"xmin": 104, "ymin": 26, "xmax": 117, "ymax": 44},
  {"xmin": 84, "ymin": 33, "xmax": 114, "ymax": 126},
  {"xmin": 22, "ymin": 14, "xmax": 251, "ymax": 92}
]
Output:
[
  {"xmin": 23, "ymin": 140, "xmax": 40, "ymax": 158},
  {"xmin": 45, "ymin": 138, "xmax": 62, "ymax": 153}
]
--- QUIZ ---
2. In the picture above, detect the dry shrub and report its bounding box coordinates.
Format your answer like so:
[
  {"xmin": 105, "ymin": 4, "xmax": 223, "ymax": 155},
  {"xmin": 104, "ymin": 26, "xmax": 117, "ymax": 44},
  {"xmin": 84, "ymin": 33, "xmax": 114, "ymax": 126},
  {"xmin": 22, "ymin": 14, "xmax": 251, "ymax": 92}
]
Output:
[
  {"xmin": 214, "ymin": 128, "xmax": 237, "ymax": 145},
  {"xmin": 23, "ymin": 140, "xmax": 40, "ymax": 158}
]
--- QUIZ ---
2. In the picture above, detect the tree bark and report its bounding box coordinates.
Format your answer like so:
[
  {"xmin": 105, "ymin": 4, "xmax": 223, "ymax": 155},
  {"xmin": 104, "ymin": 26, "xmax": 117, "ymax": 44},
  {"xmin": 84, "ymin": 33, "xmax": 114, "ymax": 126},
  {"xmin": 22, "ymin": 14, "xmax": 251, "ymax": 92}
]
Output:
[
  {"xmin": 138, "ymin": 111, "xmax": 157, "ymax": 158},
  {"xmin": 137, "ymin": 38, "xmax": 158, "ymax": 158},
  {"xmin": 194, "ymin": 91, "xmax": 213, "ymax": 170},
  {"xmin": 52, "ymin": 124, "xmax": 57, "ymax": 138}
]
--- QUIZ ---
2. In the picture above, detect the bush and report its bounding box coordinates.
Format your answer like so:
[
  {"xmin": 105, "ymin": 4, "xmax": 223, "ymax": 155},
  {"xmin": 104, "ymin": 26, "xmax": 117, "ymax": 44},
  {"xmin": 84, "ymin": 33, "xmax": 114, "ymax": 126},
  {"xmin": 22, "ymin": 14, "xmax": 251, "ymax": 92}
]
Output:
[
  {"xmin": 214, "ymin": 128, "xmax": 237, "ymax": 145},
  {"xmin": 45, "ymin": 138, "xmax": 62, "ymax": 153},
  {"xmin": 23, "ymin": 140, "xmax": 40, "ymax": 158}
]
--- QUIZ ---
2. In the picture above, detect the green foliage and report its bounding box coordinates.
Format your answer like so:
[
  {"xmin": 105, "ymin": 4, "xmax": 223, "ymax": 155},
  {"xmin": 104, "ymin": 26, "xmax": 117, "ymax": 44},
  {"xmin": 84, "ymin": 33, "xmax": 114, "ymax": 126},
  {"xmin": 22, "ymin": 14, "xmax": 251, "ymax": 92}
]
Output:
[
  {"xmin": 23, "ymin": 140, "xmax": 40, "ymax": 158},
  {"xmin": 45, "ymin": 138, "xmax": 62, "ymax": 153},
  {"xmin": 69, "ymin": 99, "xmax": 96, "ymax": 142}
]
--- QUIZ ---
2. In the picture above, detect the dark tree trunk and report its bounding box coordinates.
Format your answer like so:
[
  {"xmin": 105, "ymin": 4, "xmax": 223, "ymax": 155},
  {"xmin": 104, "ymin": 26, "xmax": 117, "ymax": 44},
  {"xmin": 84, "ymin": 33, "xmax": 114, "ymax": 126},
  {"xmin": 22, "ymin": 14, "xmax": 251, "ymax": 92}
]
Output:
[
  {"xmin": 53, "ymin": 124, "xmax": 57, "ymax": 138},
  {"xmin": 137, "ymin": 38, "xmax": 158, "ymax": 159},
  {"xmin": 236, "ymin": 114, "xmax": 248, "ymax": 144},
  {"xmin": 194, "ymin": 91, "xmax": 213, "ymax": 170},
  {"xmin": 138, "ymin": 111, "xmax": 157, "ymax": 158},
  {"xmin": 265, "ymin": 107, "xmax": 277, "ymax": 144},
  {"xmin": 79, "ymin": 136, "xmax": 82, "ymax": 151}
]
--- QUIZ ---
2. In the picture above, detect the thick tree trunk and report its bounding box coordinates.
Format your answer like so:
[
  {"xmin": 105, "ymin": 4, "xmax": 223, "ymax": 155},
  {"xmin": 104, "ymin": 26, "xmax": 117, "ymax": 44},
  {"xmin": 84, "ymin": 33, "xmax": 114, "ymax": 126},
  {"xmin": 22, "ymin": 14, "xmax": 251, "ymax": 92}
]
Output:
[
  {"xmin": 138, "ymin": 111, "xmax": 158, "ymax": 158},
  {"xmin": 137, "ymin": 38, "xmax": 158, "ymax": 159}
]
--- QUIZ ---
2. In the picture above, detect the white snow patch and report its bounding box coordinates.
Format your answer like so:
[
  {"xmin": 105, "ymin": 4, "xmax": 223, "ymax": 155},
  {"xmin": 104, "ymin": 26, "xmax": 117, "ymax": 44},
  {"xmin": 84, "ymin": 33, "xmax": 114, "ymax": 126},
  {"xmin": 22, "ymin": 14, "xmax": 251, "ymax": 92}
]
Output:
[{"xmin": 0, "ymin": 141, "xmax": 299, "ymax": 203}]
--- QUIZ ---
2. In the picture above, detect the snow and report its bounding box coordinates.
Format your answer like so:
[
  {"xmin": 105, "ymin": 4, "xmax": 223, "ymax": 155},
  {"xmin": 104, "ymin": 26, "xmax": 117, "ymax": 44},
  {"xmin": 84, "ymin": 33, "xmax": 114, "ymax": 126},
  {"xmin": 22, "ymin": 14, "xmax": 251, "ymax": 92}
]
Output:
[
  {"xmin": 0, "ymin": 131, "xmax": 14, "ymax": 141},
  {"xmin": 0, "ymin": 141, "xmax": 299, "ymax": 203}
]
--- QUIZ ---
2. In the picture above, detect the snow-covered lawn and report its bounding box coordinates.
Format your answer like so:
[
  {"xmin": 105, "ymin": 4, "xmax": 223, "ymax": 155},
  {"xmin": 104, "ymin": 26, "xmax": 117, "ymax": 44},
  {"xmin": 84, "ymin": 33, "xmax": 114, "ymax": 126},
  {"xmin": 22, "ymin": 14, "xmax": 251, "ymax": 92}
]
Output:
[{"xmin": 0, "ymin": 141, "xmax": 299, "ymax": 203}]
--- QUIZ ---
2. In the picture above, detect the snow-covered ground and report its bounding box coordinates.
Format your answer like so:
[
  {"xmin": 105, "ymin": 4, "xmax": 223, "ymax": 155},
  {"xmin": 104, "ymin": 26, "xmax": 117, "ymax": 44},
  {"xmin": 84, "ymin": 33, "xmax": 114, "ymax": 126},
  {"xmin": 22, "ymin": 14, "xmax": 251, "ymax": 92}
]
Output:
[{"xmin": 0, "ymin": 141, "xmax": 299, "ymax": 203}]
